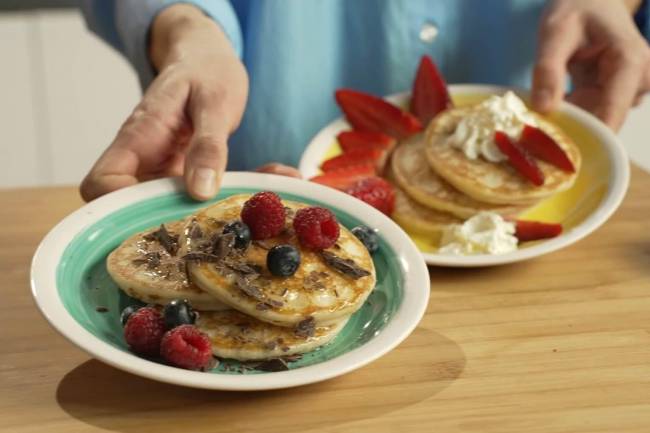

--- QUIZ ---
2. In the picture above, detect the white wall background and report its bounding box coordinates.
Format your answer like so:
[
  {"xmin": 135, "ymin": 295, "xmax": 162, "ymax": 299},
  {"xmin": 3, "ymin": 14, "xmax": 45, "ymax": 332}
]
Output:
[{"xmin": 0, "ymin": 9, "xmax": 648, "ymax": 190}]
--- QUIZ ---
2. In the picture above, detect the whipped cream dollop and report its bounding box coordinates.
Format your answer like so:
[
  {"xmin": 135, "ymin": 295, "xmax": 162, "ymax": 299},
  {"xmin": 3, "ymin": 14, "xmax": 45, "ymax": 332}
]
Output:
[
  {"xmin": 446, "ymin": 91, "xmax": 537, "ymax": 162},
  {"xmin": 438, "ymin": 212, "xmax": 518, "ymax": 255}
]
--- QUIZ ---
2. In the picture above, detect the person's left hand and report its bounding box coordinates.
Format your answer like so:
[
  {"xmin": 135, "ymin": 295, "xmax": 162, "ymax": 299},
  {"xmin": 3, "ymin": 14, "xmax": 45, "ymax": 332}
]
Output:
[{"xmin": 532, "ymin": 0, "xmax": 650, "ymax": 131}]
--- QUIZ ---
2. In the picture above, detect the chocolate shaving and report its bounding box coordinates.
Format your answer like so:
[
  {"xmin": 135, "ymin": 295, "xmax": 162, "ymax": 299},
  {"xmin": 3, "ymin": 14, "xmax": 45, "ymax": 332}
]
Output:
[
  {"xmin": 283, "ymin": 354, "xmax": 302, "ymax": 363},
  {"xmin": 319, "ymin": 251, "xmax": 370, "ymax": 279},
  {"xmin": 294, "ymin": 316, "xmax": 316, "ymax": 338},
  {"xmin": 256, "ymin": 302, "xmax": 271, "ymax": 311},
  {"xmin": 303, "ymin": 271, "xmax": 328, "ymax": 291},
  {"xmin": 182, "ymin": 252, "xmax": 222, "ymax": 263},
  {"xmin": 263, "ymin": 340, "xmax": 277, "ymax": 351},
  {"xmin": 235, "ymin": 275, "xmax": 265, "ymax": 301},
  {"xmin": 228, "ymin": 262, "xmax": 262, "ymax": 277},
  {"xmin": 95, "ymin": 306, "xmax": 108, "ymax": 313},
  {"xmin": 144, "ymin": 224, "xmax": 179, "ymax": 256},
  {"xmin": 188, "ymin": 220, "xmax": 203, "ymax": 241},
  {"xmin": 132, "ymin": 252, "xmax": 161, "ymax": 269},
  {"xmin": 256, "ymin": 358, "xmax": 289, "ymax": 372},
  {"xmin": 211, "ymin": 232, "xmax": 236, "ymax": 259}
]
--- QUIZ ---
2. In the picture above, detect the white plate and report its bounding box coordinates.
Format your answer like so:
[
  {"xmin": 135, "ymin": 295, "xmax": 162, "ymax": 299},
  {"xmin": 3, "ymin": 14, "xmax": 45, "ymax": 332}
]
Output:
[
  {"xmin": 299, "ymin": 84, "xmax": 630, "ymax": 267},
  {"xmin": 31, "ymin": 173, "xmax": 430, "ymax": 390}
]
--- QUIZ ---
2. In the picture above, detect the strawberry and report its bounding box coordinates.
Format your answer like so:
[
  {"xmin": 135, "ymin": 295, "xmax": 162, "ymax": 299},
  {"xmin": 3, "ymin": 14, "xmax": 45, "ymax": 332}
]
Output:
[
  {"xmin": 519, "ymin": 125, "xmax": 575, "ymax": 173},
  {"xmin": 310, "ymin": 164, "xmax": 376, "ymax": 190},
  {"xmin": 494, "ymin": 131, "xmax": 545, "ymax": 186},
  {"xmin": 320, "ymin": 148, "xmax": 388, "ymax": 173},
  {"xmin": 410, "ymin": 55, "xmax": 452, "ymax": 124},
  {"xmin": 515, "ymin": 220, "xmax": 562, "ymax": 242},
  {"xmin": 335, "ymin": 89, "xmax": 423, "ymax": 139},
  {"xmin": 344, "ymin": 176, "xmax": 396, "ymax": 215},
  {"xmin": 337, "ymin": 131, "xmax": 396, "ymax": 154}
]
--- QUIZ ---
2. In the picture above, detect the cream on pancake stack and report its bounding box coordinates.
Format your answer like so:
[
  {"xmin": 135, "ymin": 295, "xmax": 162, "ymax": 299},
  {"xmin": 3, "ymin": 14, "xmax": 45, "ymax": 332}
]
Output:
[
  {"xmin": 108, "ymin": 194, "xmax": 376, "ymax": 361},
  {"xmin": 388, "ymin": 91, "xmax": 581, "ymax": 241}
]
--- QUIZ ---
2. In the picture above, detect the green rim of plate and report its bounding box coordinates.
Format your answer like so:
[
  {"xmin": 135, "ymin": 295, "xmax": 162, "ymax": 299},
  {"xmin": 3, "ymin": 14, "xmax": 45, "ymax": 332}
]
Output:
[{"xmin": 56, "ymin": 188, "xmax": 404, "ymax": 374}]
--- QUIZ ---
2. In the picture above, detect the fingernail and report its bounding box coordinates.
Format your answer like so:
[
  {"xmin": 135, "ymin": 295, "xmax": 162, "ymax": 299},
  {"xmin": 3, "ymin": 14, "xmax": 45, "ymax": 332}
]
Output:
[{"xmin": 192, "ymin": 168, "xmax": 217, "ymax": 198}]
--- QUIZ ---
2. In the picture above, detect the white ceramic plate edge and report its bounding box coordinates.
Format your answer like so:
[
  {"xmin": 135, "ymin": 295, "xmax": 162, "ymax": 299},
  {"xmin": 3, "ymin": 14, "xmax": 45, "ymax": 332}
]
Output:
[
  {"xmin": 299, "ymin": 84, "xmax": 630, "ymax": 267},
  {"xmin": 30, "ymin": 172, "xmax": 430, "ymax": 390}
]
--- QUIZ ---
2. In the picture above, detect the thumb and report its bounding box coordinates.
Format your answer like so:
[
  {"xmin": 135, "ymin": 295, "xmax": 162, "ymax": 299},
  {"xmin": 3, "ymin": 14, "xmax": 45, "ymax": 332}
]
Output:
[
  {"xmin": 184, "ymin": 88, "xmax": 232, "ymax": 200},
  {"xmin": 532, "ymin": 16, "xmax": 582, "ymax": 113}
]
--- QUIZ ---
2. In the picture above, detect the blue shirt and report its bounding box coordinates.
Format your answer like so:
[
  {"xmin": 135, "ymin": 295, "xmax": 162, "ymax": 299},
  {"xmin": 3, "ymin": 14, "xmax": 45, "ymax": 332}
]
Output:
[{"xmin": 81, "ymin": 0, "xmax": 650, "ymax": 170}]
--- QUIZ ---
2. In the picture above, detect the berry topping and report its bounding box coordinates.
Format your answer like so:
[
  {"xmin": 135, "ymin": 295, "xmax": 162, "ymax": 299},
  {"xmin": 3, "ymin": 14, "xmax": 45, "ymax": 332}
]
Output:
[
  {"xmin": 267, "ymin": 245, "xmax": 301, "ymax": 277},
  {"xmin": 162, "ymin": 299, "xmax": 197, "ymax": 330},
  {"xmin": 160, "ymin": 325, "xmax": 213, "ymax": 371},
  {"xmin": 222, "ymin": 221, "xmax": 251, "ymax": 249},
  {"xmin": 120, "ymin": 305, "xmax": 140, "ymax": 326},
  {"xmin": 344, "ymin": 176, "xmax": 395, "ymax": 215},
  {"xmin": 123, "ymin": 307, "xmax": 165, "ymax": 356},
  {"xmin": 515, "ymin": 220, "xmax": 563, "ymax": 242},
  {"xmin": 351, "ymin": 226, "xmax": 379, "ymax": 253},
  {"xmin": 494, "ymin": 131, "xmax": 545, "ymax": 186},
  {"xmin": 310, "ymin": 164, "xmax": 376, "ymax": 191},
  {"xmin": 293, "ymin": 207, "xmax": 340, "ymax": 250},
  {"xmin": 241, "ymin": 191, "xmax": 286, "ymax": 240}
]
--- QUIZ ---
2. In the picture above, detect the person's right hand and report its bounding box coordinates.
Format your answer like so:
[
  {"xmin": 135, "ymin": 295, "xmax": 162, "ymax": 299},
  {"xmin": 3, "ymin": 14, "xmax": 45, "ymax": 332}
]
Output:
[{"xmin": 81, "ymin": 4, "xmax": 247, "ymax": 202}]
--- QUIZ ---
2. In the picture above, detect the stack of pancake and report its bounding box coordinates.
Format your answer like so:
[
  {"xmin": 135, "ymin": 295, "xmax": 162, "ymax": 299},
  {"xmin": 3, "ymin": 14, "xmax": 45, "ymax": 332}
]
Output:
[
  {"xmin": 108, "ymin": 194, "xmax": 376, "ymax": 362},
  {"xmin": 388, "ymin": 108, "xmax": 582, "ymax": 241}
]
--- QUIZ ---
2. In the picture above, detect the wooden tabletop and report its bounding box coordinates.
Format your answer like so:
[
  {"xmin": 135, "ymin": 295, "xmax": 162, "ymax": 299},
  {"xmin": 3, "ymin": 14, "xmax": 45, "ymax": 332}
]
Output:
[{"xmin": 2, "ymin": 166, "xmax": 650, "ymax": 433}]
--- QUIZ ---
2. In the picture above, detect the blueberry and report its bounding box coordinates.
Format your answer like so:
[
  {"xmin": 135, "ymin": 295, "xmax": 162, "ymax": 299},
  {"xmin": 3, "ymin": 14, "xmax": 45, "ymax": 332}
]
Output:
[
  {"xmin": 120, "ymin": 305, "xmax": 140, "ymax": 326},
  {"xmin": 223, "ymin": 221, "xmax": 251, "ymax": 249},
  {"xmin": 351, "ymin": 226, "xmax": 379, "ymax": 253},
  {"xmin": 163, "ymin": 299, "xmax": 197, "ymax": 330},
  {"xmin": 267, "ymin": 245, "xmax": 301, "ymax": 277}
]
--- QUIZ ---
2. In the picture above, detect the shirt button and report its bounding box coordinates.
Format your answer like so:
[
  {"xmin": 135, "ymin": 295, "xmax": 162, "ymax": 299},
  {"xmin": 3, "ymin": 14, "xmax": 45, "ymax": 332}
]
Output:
[{"xmin": 419, "ymin": 21, "xmax": 439, "ymax": 44}]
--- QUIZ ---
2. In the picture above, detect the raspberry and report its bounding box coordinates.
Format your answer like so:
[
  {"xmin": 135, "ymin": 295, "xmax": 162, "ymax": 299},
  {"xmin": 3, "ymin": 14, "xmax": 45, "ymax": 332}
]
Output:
[
  {"xmin": 293, "ymin": 207, "xmax": 340, "ymax": 250},
  {"xmin": 241, "ymin": 191, "xmax": 286, "ymax": 240},
  {"xmin": 160, "ymin": 325, "xmax": 214, "ymax": 371},
  {"xmin": 123, "ymin": 307, "xmax": 165, "ymax": 356},
  {"xmin": 344, "ymin": 176, "xmax": 395, "ymax": 215}
]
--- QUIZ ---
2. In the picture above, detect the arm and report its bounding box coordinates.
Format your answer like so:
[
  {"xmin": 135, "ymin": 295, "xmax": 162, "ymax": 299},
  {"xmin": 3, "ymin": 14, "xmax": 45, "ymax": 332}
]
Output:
[{"xmin": 80, "ymin": 4, "xmax": 248, "ymax": 201}]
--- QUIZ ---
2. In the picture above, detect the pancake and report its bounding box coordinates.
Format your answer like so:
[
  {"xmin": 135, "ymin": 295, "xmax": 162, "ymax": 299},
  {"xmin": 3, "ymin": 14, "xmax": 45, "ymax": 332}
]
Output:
[
  {"xmin": 107, "ymin": 220, "xmax": 228, "ymax": 311},
  {"xmin": 181, "ymin": 194, "xmax": 376, "ymax": 328},
  {"xmin": 424, "ymin": 108, "xmax": 581, "ymax": 205},
  {"xmin": 392, "ymin": 134, "xmax": 527, "ymax": 218},
  {"xmin": 196, "ymin": 309, "xmax": 348, "ymax": 361},
  {"xmin": 386, "ymin": 167, "xmax": 462, "ymax": 240}
]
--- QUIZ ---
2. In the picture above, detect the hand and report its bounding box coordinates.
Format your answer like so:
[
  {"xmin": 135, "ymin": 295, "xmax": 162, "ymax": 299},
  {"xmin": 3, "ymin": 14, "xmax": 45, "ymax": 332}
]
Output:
[
  {"xmin": 532, "ymin": 0, "xmax": 650, "ymax": 131},
  {"xmin": 81, "ymin": 4, "xmax": 247, "ymax": 202}
]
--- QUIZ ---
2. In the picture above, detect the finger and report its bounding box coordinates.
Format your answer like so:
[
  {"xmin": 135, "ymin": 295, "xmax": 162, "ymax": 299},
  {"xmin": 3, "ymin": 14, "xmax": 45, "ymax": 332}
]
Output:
[
  {"xmin": 532, "ymin": 15, "xmax": 582, "ymax": 113},
  {"xmin": 80, "ymin": 73, "xmax": 189, "ymax": 202},
  {"xmin": 594, "ymin": 51, "xmax": 643, "ymax": 130},
  {"xmin": 80, "ymin": 146, "xmax": 139, "ymax": 201},
  {"xmin": 184, "ymin": 88, "xmax": 232, "ymax": 200},
  {"xmin": 255, "ymin": 163, "xmax": 302, "ymax": 178}
]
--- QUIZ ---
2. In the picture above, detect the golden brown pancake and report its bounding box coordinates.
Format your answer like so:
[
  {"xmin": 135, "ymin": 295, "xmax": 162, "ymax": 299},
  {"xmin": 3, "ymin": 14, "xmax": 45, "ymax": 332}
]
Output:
[
  {"xmin": 392, "ymin": 134, "xmax": 528, "ymax": 218},
  {"xmin": 196, "ymin": 309, "xmax": 348, "ymax": 361},
  {"xmin": 424, "ymin": 108, "xmax": 581, "ymax": 205},
  {"xmin": 107, "ymin": 220, "xmax": 228, "ymax": 311},
  {"xmin": 181, "ymin": 194, "xmax": 376, "ymax": 328}
]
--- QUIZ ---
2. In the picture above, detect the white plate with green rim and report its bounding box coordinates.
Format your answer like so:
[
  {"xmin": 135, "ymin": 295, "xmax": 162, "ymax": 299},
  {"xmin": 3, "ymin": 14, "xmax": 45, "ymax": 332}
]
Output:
[
  {"xmin": 299, "ymin": 84, "xmax": 630, "ymax": 267},
  {"xmin": 30, "ymin": 172, "xmax": 429, "ymax": 390}
]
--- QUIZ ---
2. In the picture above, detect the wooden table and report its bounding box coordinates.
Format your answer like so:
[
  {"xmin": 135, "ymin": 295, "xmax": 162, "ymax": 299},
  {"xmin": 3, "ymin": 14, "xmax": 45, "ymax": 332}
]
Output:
[{"xmin": 2, "ymin": 166, "xmax": 649, "ymax": 433}]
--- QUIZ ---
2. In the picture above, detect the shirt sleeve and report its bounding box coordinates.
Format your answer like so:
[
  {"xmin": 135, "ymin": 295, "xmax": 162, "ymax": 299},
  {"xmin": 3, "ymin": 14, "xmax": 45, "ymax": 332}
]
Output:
[
  {"xmin": 634, "ymin": 0, "xmax": 650, "ymax": 41},
  {"xmin": 80, "ymin": 0, "xmax": 243, "ymax": 89}
]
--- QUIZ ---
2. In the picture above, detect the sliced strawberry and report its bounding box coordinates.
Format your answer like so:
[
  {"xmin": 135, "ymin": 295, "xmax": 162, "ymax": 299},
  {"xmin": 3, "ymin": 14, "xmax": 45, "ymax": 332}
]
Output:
[
  {"xmin": 344, "ymin": 176, "xmax": 396, "ymax": 215},
  {"xmin": 320, "ymin": 148, "xmax": 387, "ymax": 173},
  {"xmin": 410, "ymin": 55, "xmax": 452, "ymax": 124},
  {"xmin": 310, "ymin": 164, "xmax": 376, "ymax": 190},
  {"xmin": 337, "ymin": 130, "xmax": 396, "ymax": 154},
  {"xmin": 494, "ymin": 131, "xmax": 545, "ymax": 186},
  {"xmin": 335, "ymin": 89, "xmax": 423, "ymax": 139},
  {"xmin": 519, "ymin": 125, "xmax": 575, "ymax": 173},
  {"xmin": 515, "ymin": 220, "xmax": 563, "ymax": 242}
]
